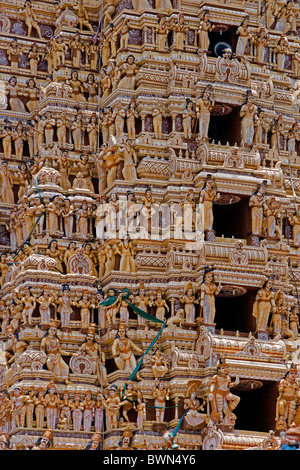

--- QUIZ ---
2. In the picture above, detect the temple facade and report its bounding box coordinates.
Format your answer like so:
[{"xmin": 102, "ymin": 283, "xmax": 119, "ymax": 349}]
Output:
[{"xmin": 0, "ymin": 0, "xmax": 299, "ymax": 451}]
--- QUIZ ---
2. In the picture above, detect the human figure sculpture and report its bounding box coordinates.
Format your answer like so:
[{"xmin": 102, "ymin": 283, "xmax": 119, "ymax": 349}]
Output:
[
  {"xmin": 73, "ymin": 291, "xmax": 95, "ymax": 332},
  {"xmin": 183, "ymin": 380, "xmax": 207, "ymax": 430},
  {"xmin": 199, "ymin": 266, "xmax": 221, "ymax": 326},
  {"xmin": 153, "ymin": 380, "xmax": 170, "ymax": 423},
  {"xmin": 118, "ymin": 55, "xmax": 138, "ymax": 90},
  {"xmin": 0, "ymin": 161, "xmax": 14, "ymax": 205},
  {"xmin": 13, "ymin": 287, "xmax": 36, "ymax": 326},
  {"xmin": 55, "ymin": 284, "xmax": 73, "ymax": 330},
  {"xmin": 276, "ymin": 364, "xmax": 300, "ymax": 432},
  {"xmin": 40, "ymin": 319, "xmax": 70, "ymax": 383},
  {"xmin": 156, "ymin": 16, "xmax": 169, "ymax": 52},
  {"xmin": 73, "ymin": 0, "xmax": 94, "ymax": 32},
  {"xmin": 208, "ymin": 356, "xmax": 240, "ymax": 425},
  {"xmin": 51, "ymin": 36, "xmax": 68, "ymax": 69},
  {"xmin": 149, "ymin": 289, "xmax": 169, "ymax": 323},
  {"xmin": 195, "ymin": 85, "xmax": 214, "ymax": 141},
  {"xmin": 37, "ymin": 285, "xmax": 56, "ymax": 328},
  {"xmin": 182, "ymin": 99, "xmax": 196, "ymax": 139},
  {"xmin": 7, "ymin": 40, "xmax": 22, "ymax": 74},
  {"xmin": 7, "ymin": 77, "xmax": 26, "ymax": 113},
  {"xmin": 264, "ymin": 196, "xmax": 282, "ymax": 239},
  {"xmin": 180, "ymin": 282, "xmax": 199, "ymax": 324},
  {"xmin": 32, "ymin": 429, "xmax": 53, "ymax": 450},
  {"xmin": 199, "ymin": 175, "xmax": 220, "ymax": 232},
  {"xmin": 249, "ymin": 182, "xmax": 268, "ymax": 237},
  {"xmin": 102, "ymin": 385, "xmax": 123, "ymax": 431},
  {"xmin": 198, "ymin": 10, "xmax": 214, "ymax": 51},
  {"xmin": 43, "ymin": 382, "xmax": 61, "ymax": 431},
  {"xmin": 289, "ymin": 206, "xmax": 300, "ymax": 247},
  {"xmin": 22, "ymin": 0, "xmax": 42, "ymax": 38},
  {"xmin": 112, "ymin": 323, "xmax": 143, "ymax": 373},
  {"xmin": 252, "ymin": 275, "xmax": 276, "ymax": 333},
  {"xmin": 172, "ymin": 13, "xmax": 188, "ymax": 51},
  {"xmin": 235, "ymin": 15, "xmax": 250, "ymax": 57},
  {"xmin": 240, "ymin": 90, "xmax": 258, "ymax": 147}
]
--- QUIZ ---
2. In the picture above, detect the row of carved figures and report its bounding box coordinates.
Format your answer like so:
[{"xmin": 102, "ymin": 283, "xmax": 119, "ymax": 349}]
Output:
[
  {"xmin": 1, "ymin": 356, "xmax": 299, "ymax": 439},
  {"xmin": 0, "ymin": 268, "xmax": 299, "ymax": 342}
]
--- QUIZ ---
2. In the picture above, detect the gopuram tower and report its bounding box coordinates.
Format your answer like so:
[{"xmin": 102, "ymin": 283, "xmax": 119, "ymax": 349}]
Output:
[{"xmin": 0, "ymin": 0, "xmax": 299, "ymax": 452}]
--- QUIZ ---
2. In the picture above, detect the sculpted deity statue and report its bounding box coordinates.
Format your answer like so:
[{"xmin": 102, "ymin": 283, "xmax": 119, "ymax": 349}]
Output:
[
  {"xmin": 46, "ymin": 239, "xmax": 63, "ymax": 273},
  {"xmin": 269, "ymin": 291, "xmax": 288, "ymax": 339},
  {"xmin": 183, "ymin": 380, "xmax": 207, "ymax": 430},
  {"xmin": 47, "ymin": 195, "xmax": 62, "ymax": 237},
  {"xmin": 32, "ymin": 429, "xmax": 53, "ymax": 450},
  {"xmin": 37, "ymin": 286, "xmax": 56, "ymax": 329},
  {"xmin": 274, "ymin": 35, "xmax": 290, "ymax": 70},
  {"xmin": 289, "ymin": 206, "xmax": 300, "ymax": 247},
  {"xmin": 275, "ymin": 364, "xmax": 300, "ymax": 432},
  {"xmin": 0, "ymin": 161, "xmax": 14, "ymax": 205},
  {"xmin": 153, "ymin": 380, "xmax": 170, "ymax": 423},
  {"xmin": 86, "ymin": 113, "xmax": 98, "ymax": 153},
  {"xmin": 118, "ymin": 55, "xmax": 138, "ymax": 90},
  {"xmin": 13, "ymin": 287, "xmax": 36, "ymax": 326},
  {"xmin": 235, "ymin": 15, "xmax": 250, "ymax": 57},
  {"xmin": 54, "ymin": 284, "xmax": 73, "ymax": 329},
  {"xmin": 26, "ymin": 78, "xmax": 40, "ymax": 113},
  {"xmin": 156, "ymin": 16, "xmax": 169, "ymax": 52},
  {"xmin": 22, "ymin": 0, "xmax": 42, "ymax": 38},
  {"xmin": 195, "ymin": 85, "xmax": 214, "ymax": 141},
  {"xmin": 208, "ymin": 356, "xmax": 240, "ymax": 425},
  {"xmin": 0, "ymin": 124, "xmax": 13, "ymax": 160},
  {"xmin": 7, "ymin": 40, "xmax": 22, "ymax": 74},
  {"xmin": 67, "ymin": 70, "xmax": 86, "ymax": 103},
  {"xmin": 172, "ymin": 13, "xmax": 188, "ymax": 50},
  {"xmin": 152, "ymin": 101, "xmax": 164, "ymax": 139},
  {"xmin": 252, "ymin": 25, "xmax": 270, "ymax": 64},
  {"xmin": 102, "ymin": 384, "xmax": 123, "ymax": 431},
  {"xmin": 7, "ymin": 77, "xmax": 26, "ymax": 113},
  {"xmin": 198, "ymin": 10, "xmax": 214, "ymax": 51},
  {"xmin": 264, "ymin": 196, "xmax": 282, "ymax": 239},
  {"xmin": 151, "ymin": 350, "xmax": 168, "ymax": 381},
  {"xmin": 149, "ymin": 288, "xmax": 169, "ymax": 322},
  {"xmin": 5, "ymin": 325, "xmax": 28, "ymax": 366},
  {"xmin": 73, "ymin": 0, "xmax": 93, "ymax": 32},
  {"xmin": 52, "ymin": 35, "xmax": 68, "ymax": 69},
  {"xmin": 249, "ymin": 181, "xmax": 268, "ymax": 237},
  {"xmin": 182, "ymin": 99, "xmax": 196, "ymax": 139},
  {"xmin": 69, "ymin": 31, "xmax": 83, "ymax": 68},
  {"xmin": 240, "ymin": 90, "xmax": 258, "ymax": 147},
  {"xmin": 71, "ymin": 110, "xmax": 85, "ymax": 151},
  {"xmin": 112, "ymin": 323, "xmax": 143, "ymax": 373},
  {"xmin": 53, "ymin": 150, "xmax": 71, "ymax": 190},
  {"xmin": 199, "ymin": 175, "xmax": 220, "ymax": 232},
  {"xmin": 180, "ymin": 282, "xmax": 199, "ymax": 324},
  {"xmin": 73, "ymin": 291, "xmax": 95, "ymax": 331},
  {"xmin": 40, "ymin": 319, "xmax": 70, "ymax": 383},
  {"xmin": 199, "ymin": 266, "xmax": 221, "ymax": 326},
  {"xmin": 73, "ymin": 324, "xmax": 107, "ymax": 387},
  {"xmin": 252, "ymin": 275, "xmax": 276, "ymax": 333},
  {"xmin": 126, "ymin": 98, "xmax": 138, "ymax": 140}
]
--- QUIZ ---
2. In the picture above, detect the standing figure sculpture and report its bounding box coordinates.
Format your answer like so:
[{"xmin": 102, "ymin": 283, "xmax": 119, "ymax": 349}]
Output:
[
  {"xmin": 199, "ymin": 266, "xmax": 221, "ymax": 326},
  {"xmin": 252, "ymin": 275, "xmax": 276, "ymax": 334},
  {"xmin": 195, "ymin": 85, "xmax": 214, "ymax": 141},
  {"xmin": 240, "ymin": 90, "xmax": 258, "ymax": 147},
  {"xmin": 275, "ymin": 364, "xmax": 300, "ymax": 432},
  {"xmin": 208, "ymin": 356, "xmax": 240, "ymax": 425},
  {"xmin": 249, "ymin": 181, "xmax": 267, "ymax": 237}
]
